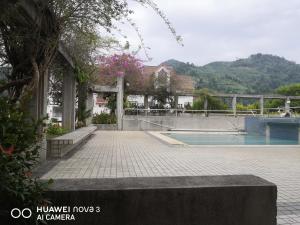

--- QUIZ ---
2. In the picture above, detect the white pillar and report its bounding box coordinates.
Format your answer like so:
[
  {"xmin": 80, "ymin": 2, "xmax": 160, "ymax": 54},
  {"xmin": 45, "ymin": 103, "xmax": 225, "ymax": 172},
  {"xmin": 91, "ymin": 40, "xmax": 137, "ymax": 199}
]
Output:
[
  {"xmin": 232, "ymin": 95, "xmax": 237, "ymax": 116},
  {"xmin": 285, "ymin": 97, "xmax": 291, "ymax": 113},
  {"xmin": 86, "ymin": 92, "xmax": 94, "ymax": 125},
  {"xmin": 204, "ymin": 97, "xmax": 208, "ymax": 117},
  {"xmin": 144, "ymin": 95, "xmax": 149, "ymax": 116},
  {"xmin": 260, "ymin": 96, "xmax": 264, "ymax": 116},
  {"xmin": 175, "ymin": 95, "xmax": 179, "ymax": 116},
  {"xmin": 62, "ymin": 67, "xmax": 76, "ymax": 131},
  {"xmin": 266, "ymin": 125, "xmax": 270, "ymax": 145},
  {"xmin": 117, "ymin": 76, "xmax": 124, "ymax": 130}
]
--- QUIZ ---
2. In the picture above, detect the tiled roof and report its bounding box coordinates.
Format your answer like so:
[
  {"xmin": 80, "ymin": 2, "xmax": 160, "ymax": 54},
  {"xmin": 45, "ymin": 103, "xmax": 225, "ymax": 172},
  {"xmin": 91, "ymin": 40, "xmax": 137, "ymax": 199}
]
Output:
[
  {"xmin": 175, "ymin": 74, "xmax": 195, "ymax": 92},
  {"xmin": 93, "ymin": 65, "xmax": 195, "ymax": 94}
]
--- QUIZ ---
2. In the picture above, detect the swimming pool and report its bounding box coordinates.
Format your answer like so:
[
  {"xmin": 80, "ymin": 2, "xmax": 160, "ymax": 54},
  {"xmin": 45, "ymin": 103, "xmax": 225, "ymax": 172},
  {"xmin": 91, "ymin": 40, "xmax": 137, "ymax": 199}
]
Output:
[{"xmin": 164, "ymin": 133, "xmax": 300, "ymax": 145}]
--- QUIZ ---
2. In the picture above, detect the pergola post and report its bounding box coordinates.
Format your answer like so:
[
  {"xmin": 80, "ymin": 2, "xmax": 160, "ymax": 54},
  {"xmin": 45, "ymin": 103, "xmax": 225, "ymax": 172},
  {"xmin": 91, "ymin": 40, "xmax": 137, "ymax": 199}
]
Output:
[
  {"xmin": 144, "ymin": 95, "xmax": 149, "ymax": 116},
  {"xmin": 117, "ymin": 76, "xmax": 124, "ymax": 130},
  {"xmin": 232, "ymin": 95, "xmax": 237, "ymax": 117},
  {"xmin": 62, "ymin": 66, "xmax": 76, "ymax": 131},
  {"xmin": 285, "ymin": 97, "xmax": 291, "ymax": 113},
  {"xmin": 260, "ymin": 96, "xmax": 264, "ymax": 116},
  {"xmin": 204, "ymin": 97, "xmax": 208, "ymax": 117},
  {"xmin": 86, "ymin": 91, "xmax": 94, "ymax": 125},
  {"xmin": 265, "ymin": 125, "xmax": 270, "ymax": 145},
  {"xmin": 174, "ymin": 95, "xmax": 179, "ymax": 116}
]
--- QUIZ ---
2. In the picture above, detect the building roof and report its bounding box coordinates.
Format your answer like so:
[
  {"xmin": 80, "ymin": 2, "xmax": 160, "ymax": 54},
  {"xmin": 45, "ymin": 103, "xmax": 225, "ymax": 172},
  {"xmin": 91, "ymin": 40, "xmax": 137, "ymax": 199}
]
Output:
[
  {"xmin": 93, "ymin": 65, "xmax": 195, "ymax": 95},
  {"xmin": 175, "ymin": 74, "xmax": 195, "ymax": 92}
]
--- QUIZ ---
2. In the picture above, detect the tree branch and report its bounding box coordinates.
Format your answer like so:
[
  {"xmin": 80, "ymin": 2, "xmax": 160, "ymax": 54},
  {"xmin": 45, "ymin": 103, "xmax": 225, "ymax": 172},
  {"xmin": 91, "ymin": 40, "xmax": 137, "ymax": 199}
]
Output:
[{"xmin": 0, "ymin": 77, "xmax": 31, "ymax": 93}]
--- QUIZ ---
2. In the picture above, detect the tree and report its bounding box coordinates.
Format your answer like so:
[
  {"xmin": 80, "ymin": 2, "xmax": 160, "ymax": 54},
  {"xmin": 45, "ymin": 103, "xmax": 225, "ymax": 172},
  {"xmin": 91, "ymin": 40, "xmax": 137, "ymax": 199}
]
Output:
[
  {"xmin": 97, "ymin": 53, "xmax": 144, "ymax": 114},
  {"xmin": 192, "ymin": 89, "xmax": 228, "ymax": 111},
  {"xmin": 0, "ymin": 1, "xmax": 181, "ymax": 222},
  {"xmin": 276, "ymin": 83, "xmax": 300, "ymax": 96},
  {"xmin": 98, "ymin": 53, "xmax": 144, "ymax": 91},
  {"xmin": 275, "ymin": 83, "xmax": 300, "ymax": 109},
  {"xmin": 0, "ymin": 0, "xmax": 181, "ymax": 105},
  {"xmin": 264, "ymin": 83, "xmax": 300, "ymax": 110}
]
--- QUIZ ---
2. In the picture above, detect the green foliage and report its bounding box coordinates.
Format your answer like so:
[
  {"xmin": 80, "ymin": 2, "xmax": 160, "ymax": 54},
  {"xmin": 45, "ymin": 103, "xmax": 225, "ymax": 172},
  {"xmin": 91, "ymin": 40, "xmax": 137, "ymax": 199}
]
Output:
[
  {"xmin": 265, "ymin": 99, "xmax": 285, "ymax": 109},
  {"xmin": 152, "ymin": 87, "xmax": 173, "ymax": 108},
  {"xmin": 274, "ymin": 83, "xmax": 300, "ymax": 109},
  {"xmin": 77, "ymin": 109, "xmax": 92, "ymax": 128},
  {"xmin": 46, "ymin": 123, "xmax": 68, "ymax": 138},
  {"xmin": 106, "ymin": 95, "xmax": 117, "ymax": 113},
  {"xmin": 92, "ymin": 113, "xmax": 116, "ymax": 124},
  {"xmin": 0, "ymin": 97, "xmax": 52, "ymax": 224},
  {"xmin": 236, "ymin": 103, "xmax": 259, "ymax": 111},
  {"xmin": 165, "ymin": 54, "xmax": 300, "ymax": 94},
  {"xmin": 75, "ymin": 66, "xmax": 90, "ymax": 84},
  {"xmin": 192, "ymin": 90, "xmax": 228, "ymax": 110},
  {"xmin": 276, "ymin": 83, "xmax": 300, "ymax": 96}
]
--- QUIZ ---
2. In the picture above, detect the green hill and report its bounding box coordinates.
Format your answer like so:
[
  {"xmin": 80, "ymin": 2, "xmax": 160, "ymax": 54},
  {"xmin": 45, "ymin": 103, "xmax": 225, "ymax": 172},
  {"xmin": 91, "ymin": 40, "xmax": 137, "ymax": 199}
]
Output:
[{"xmin": 164, "ymin": 54, "xmax": 300, "ymax": 94}]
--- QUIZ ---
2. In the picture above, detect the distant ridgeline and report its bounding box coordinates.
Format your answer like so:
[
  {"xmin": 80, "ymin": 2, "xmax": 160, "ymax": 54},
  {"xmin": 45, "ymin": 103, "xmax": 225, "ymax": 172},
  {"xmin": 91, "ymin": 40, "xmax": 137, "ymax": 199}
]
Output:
[{"xmin": 164, "ymin": 54, "xmax": 300, "ymax": 94}]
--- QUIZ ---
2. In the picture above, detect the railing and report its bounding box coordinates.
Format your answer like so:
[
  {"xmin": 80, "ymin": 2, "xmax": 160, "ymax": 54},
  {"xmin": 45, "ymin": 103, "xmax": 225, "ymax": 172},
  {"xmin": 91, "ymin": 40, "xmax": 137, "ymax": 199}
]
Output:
[
  {"xmin": 124, "ymin": 107, "xmax": 300, "ymax": 117},
  {"xmin": 124, "ymin": 108, "xmax": 258, "ymax": 116},
  {"xmin": 138, "ymin": 119, "xmax": 175, "ymax": 130},
  {"xmin": 265, "ymin": 107, "xmax": 300, "ymax": 117}
]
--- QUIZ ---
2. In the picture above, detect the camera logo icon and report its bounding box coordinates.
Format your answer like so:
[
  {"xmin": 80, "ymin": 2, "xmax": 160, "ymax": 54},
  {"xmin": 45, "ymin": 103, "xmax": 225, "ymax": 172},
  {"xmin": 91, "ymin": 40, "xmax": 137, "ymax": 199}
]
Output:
[{"xmin": 11, "ymin": 208, "xmax": 32, "ymax": 219}]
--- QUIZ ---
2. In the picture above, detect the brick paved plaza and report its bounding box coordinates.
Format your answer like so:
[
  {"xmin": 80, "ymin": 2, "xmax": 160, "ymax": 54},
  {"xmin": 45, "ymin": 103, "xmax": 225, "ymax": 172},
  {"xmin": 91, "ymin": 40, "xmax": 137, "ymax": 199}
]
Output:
[{"xmin": 40, "ymin": 131, "xmax": 300, "ymax": 225}]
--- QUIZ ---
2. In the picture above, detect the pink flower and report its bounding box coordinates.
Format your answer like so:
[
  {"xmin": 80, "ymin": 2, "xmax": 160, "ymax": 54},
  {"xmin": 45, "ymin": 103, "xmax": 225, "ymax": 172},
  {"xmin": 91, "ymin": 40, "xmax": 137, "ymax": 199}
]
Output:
[
  {"xmin": 0, "ymin": 144, "xmax": 15, "ymax": 156},
  {"xmin": 116, "ymin": 71, "xmax": 125, "ymax": 77},
  {"xmin": 98, "ymin": 54, "xmax": 143, "ymax": 78}
]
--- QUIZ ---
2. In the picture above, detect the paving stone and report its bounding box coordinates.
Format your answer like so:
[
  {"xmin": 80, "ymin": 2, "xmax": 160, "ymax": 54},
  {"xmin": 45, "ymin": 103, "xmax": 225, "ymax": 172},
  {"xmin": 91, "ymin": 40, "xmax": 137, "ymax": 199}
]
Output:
[{"xmin": 40, "ymin": 131, "xmax": 300, "ymax": 225}]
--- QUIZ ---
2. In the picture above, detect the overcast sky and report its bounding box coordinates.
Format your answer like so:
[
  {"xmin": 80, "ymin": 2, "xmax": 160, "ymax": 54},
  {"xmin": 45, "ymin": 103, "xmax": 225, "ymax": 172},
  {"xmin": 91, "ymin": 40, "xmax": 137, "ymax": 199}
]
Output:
[{"xmin": 116, "ymin": 0, "xmax": 300, "ymax": 66}]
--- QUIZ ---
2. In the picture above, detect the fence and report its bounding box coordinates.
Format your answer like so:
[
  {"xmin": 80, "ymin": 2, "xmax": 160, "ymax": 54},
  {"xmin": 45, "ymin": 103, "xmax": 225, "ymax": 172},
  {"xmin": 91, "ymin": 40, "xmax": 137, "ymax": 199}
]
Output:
[{"xmin": 124, "ymin": 107, "xmax": 300, "ymax": 117}]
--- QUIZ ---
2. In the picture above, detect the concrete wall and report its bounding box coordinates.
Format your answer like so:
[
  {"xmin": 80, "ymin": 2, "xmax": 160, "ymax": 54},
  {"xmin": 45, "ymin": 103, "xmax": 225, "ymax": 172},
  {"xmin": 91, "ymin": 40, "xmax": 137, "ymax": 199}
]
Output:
[
  {"xmin": 46, "ymin": 175, "xmax": 277, "ymax": 225},
  {"xmin": 123, "ymin": 115, "xmax": 246, "ymax": 131},
  {"xmin": 245, "ymin": 117, "xmax": 300, "ymax": 143},
  {"xmin": 95, "ymin": 124, "xmax": 117, "ymax": 130}
]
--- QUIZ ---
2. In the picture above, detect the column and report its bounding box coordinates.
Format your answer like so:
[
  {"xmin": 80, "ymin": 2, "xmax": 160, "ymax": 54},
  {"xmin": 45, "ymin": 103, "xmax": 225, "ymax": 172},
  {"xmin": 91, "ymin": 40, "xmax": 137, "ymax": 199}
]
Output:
[
  {"xmin": 117, "ymin": 76, "xmax": 124, "ymax": 130},
  {"xmin": 260, "ymin": 96, "xmax": 264, "ymax": 116},
  {"xmin": 174, "ymin": 95, "xmax": 179, "ymax": 116},
  {"xmin": 86, "ymin": 91, "xmax": 94, "ymax": 125},
  {"xmin": 204, "ymin": 97, "xmax": 208, "ymax": 117},
  {"xmin": 265, "ymin": 125, "xmax": 270, "ymax": 145},
  {"xmin": 298, "ymin": 127, "xmax": 300, "ymax": 144},
  {"xmin": 232, "ymin": 95, "xmax": 237, "ymax": 117},
  {"xmin": 144, "ymin": 95, "xmax": 149, "ymax": 116},
  {"xmin": 29, "ymin": 69, "xmax": 49, "ymax": 162},
  {"xmin": 62, "ymin": 67, "xmax": 76, "ymax": 131},
  {"xmin": 285, "ymin": 97, "xmax": 291, "ymax": 113}
]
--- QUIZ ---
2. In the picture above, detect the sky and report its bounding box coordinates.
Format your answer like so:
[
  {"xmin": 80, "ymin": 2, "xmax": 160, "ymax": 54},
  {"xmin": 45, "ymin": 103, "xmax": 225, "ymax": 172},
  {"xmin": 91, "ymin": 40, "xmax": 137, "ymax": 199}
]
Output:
[{"xmin": 116, "ymin": 0, "xmax": 300, "ymax": 66}]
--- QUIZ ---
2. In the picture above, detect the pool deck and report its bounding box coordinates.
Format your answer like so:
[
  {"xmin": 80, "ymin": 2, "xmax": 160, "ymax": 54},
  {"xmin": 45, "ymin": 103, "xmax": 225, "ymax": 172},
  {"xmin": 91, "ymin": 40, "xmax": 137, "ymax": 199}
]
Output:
[{"xmin": 38, "ymin": 131, "xmax": 300, "ymax": 225}]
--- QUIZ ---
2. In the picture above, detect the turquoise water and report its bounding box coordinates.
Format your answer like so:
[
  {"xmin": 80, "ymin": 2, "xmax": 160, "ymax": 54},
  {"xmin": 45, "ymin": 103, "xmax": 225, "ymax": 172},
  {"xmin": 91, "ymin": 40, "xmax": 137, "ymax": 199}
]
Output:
[{"xmin": 165, "ymin": 133, "xmax": 299, "ymax": 145}]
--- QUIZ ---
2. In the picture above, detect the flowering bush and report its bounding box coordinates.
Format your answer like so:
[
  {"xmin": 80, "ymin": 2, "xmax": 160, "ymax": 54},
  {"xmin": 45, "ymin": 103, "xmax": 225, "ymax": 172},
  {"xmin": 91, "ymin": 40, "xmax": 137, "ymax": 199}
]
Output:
[
  {"xmin": 98, "ymin": 53, "xmax": 144, "ymax": 77},
  {"xmin": 92, "ymin": 113, "xmax": 117, "ymax": 124},
  {"xmin": 47, "ymin": 123, "xmax": 68, "ymax": 138},
  {"xmin": 0, "ymin": 97, "xmax": 52, "ymax": 224}
]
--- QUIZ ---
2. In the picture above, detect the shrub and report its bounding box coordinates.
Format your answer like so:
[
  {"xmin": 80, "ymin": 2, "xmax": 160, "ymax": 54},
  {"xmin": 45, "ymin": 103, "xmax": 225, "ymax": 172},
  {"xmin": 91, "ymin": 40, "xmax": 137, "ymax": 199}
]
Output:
[
  {"xmin": 0, "ymin": 97, "xmax": 52, "ymax": 224},
  {"xmin": 92, "ymin": 113, "xmax": 116, "ymax": 124},
  {"xmin": 46, "ymin": 123, "xmax": 68, "ymax": 138},
  {"xmin": 236, "ymin": 103, "xmax": 259, "ymax": 111},
  {"xmin": 192, "ymin": 96, "xmax": 228, "ymax": 111}
]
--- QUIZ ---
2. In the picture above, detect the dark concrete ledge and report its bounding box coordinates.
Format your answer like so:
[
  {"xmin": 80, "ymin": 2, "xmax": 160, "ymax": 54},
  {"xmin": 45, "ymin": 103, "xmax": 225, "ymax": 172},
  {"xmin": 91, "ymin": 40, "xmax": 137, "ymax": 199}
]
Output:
[
  {"xmin": 46, "ymin": 175, "xmax": 277, "ymax": 225},
  {"xmin": 47, "ymin": 175, "xmax": 275, "ymax": 190}
]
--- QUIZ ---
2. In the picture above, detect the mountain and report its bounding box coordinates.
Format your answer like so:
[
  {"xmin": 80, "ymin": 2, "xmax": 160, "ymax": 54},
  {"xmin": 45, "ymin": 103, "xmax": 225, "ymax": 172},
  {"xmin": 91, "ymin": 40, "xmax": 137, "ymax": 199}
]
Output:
[{"xmin": 164, "ymin": 54, "xmax": 300, "ymax": 94}]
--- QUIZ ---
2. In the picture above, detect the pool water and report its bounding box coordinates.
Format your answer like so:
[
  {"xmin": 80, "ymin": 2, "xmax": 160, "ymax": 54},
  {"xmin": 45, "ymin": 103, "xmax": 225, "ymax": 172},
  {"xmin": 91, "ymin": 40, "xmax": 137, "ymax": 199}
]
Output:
[{"xmin": 164, "ymin": 133, "xmax": 299, "ymax": 145}]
